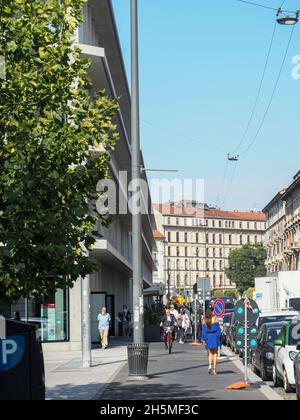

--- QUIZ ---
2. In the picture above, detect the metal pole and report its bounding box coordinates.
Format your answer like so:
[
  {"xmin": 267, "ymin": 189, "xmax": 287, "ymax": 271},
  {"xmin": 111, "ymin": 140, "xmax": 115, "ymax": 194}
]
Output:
[
  {"xmin": 194, "ymin": 294, "xmax": 198, "ymax": 342},
  {"xmin": 244, "ymin": 300, "xmax": 248, "ymax": 383},
  {"xmin": 131, "ymin": 0, "xmax": 144, "ymax": 344},
  {"xmin": 82, "ymin": 274, "xmax": 91, "ymax": 368}
]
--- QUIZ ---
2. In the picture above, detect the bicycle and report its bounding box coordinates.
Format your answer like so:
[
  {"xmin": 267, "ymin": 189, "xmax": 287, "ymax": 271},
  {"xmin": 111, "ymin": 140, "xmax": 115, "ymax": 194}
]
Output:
[{"xmin": 164, "ymin": 325, "xmax": 175, "ymax": 354}]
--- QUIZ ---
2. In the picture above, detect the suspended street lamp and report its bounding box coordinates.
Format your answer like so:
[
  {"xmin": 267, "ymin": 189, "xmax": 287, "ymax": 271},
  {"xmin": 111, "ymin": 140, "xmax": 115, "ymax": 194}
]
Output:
[{"xmin": 277, "ymin": 7, "xmax": 299, "ymax": 26}]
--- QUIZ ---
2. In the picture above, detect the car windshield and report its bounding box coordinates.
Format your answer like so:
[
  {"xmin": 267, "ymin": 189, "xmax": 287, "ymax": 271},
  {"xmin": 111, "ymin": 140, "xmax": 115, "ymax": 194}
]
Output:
[
  {"xmin": 289, "ymin": 323, "xmax": 300, "ymax": 346},
  {"xmin": 266, "ymin": 327, "xmax": 282, "ymax": 344},
  {"xmin": 289, "ymin": 298, "xmax": 300, "ymax": 312},
  {"xmin": 259, "ymin": 315, "xmax": 295, "ymax": 327}
]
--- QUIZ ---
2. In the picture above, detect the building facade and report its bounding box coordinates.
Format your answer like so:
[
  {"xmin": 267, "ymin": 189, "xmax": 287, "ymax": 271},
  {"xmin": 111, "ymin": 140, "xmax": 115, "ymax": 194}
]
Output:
[
  {"xmin": 153, "ymin": 202, "xmax": 266, "ymax": 293},
  {"xmin": 1, "ymin": 0, "xmax": 156, "ymax": 351},
  {"xmin": 264, "ymin": 171, "xmax": 300, "ymax": 274}
]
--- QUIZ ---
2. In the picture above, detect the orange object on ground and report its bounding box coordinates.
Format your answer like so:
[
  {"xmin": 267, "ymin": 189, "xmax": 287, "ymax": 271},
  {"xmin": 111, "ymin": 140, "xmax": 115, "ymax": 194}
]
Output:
[
  {"xmin": 225, "ymin": 381, "xmax": 250, "ymax": 390},
  {"xmin": 191, "ymin": 342, "xmax": 201, "ymax": 346}
]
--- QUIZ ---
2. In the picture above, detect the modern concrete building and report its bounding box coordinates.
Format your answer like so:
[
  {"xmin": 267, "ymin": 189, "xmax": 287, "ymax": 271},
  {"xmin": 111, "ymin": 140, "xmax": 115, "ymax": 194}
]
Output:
[
  {"xmin": 2, "ymin": 0, "xmax": 156, "ymax": 351},
  {"xmin": 153, "ymin": 201, "xmax": 266, "ymax": 292}
]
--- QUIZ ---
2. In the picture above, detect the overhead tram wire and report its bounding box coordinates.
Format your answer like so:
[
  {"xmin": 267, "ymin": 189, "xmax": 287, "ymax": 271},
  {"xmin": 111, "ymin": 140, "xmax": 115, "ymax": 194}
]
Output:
[
  {"xmin": 215, "ymin": 159, "xmax": 229, "ymax": 207},
  {"xmin": 236, "ymin": 0, "xmax": 293, "ymax": 13},
  {"xmin": 221, "ymin": 160, "xmax": 239, "ymax": 208},
  {"xmin": 232, "ymin": 20, "xmax": 277, "ymax": 154},
  {"xmin": 239, "ymin": 24, "xmax": 296, "ymax": 156}
]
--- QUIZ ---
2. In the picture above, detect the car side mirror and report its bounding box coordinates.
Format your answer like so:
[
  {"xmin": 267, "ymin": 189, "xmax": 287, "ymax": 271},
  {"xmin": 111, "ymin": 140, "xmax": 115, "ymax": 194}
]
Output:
[
  {"xmin": 274, "ymin": 339, "xmax": 283, "ymax": 346},
  {"xmin": 297, "ymin": 344, "xmax": 300, "ymax": 351}
]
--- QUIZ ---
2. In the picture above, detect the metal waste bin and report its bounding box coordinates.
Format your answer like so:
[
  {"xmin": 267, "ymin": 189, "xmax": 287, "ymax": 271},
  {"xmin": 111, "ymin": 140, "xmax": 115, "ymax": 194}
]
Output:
[
  {"xmin": 0, "ymin": 318, "xmax": 45, "ymax": 400},
  {"xmin": 127, "ymin": 343, "xmax": 149, "ymax": 377}
]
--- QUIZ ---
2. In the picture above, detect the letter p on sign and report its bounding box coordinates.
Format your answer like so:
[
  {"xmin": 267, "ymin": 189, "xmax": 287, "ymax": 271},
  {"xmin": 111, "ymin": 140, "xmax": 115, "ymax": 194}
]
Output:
[{"xmin": 2, "ymin": 340, "xmax": 17, "ymax": 365}]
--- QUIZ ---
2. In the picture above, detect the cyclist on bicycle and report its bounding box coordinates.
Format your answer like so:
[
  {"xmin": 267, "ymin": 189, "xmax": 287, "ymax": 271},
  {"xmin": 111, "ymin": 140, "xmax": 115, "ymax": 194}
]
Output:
[{"xmin": 160, "ymin": 308, "xmax": 177, "ymax": 350}]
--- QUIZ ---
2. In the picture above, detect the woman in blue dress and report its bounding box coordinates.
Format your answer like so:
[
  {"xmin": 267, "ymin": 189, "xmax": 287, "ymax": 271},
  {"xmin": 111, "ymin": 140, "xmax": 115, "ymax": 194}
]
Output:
[{"xmin": 201, "ymin": 311, "xmax": 222, "ymax": 375}]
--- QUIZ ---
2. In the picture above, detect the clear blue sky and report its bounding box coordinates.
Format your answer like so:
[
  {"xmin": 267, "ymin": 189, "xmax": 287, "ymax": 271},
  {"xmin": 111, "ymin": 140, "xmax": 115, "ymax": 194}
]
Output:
[{"xmin": 112, "ymin": 0, "xmax": 300, "ymax": 211}]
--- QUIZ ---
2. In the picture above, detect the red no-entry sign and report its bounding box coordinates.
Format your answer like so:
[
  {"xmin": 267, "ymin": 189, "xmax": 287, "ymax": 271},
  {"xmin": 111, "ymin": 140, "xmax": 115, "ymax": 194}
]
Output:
[{"xmin": 213, "ymin": 299, "xmax": 225, "ymax": 317}]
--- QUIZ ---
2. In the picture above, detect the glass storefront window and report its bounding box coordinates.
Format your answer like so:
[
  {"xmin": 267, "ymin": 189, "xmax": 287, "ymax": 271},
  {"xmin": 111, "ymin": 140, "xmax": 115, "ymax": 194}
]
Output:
[{"xmin": 2, "ymin": 289, "xmax": 69, "ymax": 343}]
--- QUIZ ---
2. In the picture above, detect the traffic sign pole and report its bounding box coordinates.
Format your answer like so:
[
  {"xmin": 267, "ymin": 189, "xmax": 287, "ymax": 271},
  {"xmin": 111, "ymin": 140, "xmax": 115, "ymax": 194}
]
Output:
[
  {"xmin": 194, "ymin": 294, "xmax": 198, "ymax": 343},
  {"xmin": 244, "ymin": 299, "xmax": 248, "ymax": 384}
]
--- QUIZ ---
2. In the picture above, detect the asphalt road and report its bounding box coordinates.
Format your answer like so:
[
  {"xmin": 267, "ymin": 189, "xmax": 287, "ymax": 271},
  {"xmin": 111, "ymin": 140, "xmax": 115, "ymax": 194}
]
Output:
[{"xmin": 100, "ymin": 342, "xmax": 267, "ymax": 400}]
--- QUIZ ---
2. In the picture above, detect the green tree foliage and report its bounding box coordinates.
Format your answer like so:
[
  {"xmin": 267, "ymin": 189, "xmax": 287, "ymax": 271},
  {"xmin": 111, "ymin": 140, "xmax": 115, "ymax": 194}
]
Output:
[
  {"xmin": 0, "ymin": 0, "xmax": 119, "ymax": 302},
  {"xmin": 224, "ymin": 244, "xmax": 266, "ymax": 295}
]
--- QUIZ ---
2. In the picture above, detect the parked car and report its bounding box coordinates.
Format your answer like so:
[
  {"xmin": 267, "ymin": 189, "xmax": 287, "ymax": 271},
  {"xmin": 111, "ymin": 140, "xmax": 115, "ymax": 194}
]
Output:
[
  {"xmin": 294, "ymin": 344, "xmax": 300, "ymax": 400},
  {"xmin": 251, "ymin": 322, "xmax": 284, "ymax": 381},
  {"xmin": 258, "ymin": 311, "xmax": 299, "ymax": 330},
  {"xmin": 273, "ymin": 317, "xmax": 300, "ymax": 393},
  {"xmin": 222, "ymin": 313, "xmax": 233, "ymax": 346},
  {"xmin": 228, "ymin": 312, "xmax": 239, "ymax": 352}
]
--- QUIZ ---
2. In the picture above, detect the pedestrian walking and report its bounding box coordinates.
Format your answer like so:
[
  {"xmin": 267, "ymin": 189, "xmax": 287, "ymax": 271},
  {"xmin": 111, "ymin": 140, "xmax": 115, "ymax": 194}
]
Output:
[
  {"xmin": 120, "ymin": 305, "xmax": 132, "ymax": 337},
  {"xmin": 98, "ymin": 307, "xmax": 111, "ymax": 349},
  {"xmin": 201, "ymin": 311, "xmax": 222, "ymax": 375},
  {"xmin": 179, "ymin": 311, "xmax": 190, "ymax": 344}
]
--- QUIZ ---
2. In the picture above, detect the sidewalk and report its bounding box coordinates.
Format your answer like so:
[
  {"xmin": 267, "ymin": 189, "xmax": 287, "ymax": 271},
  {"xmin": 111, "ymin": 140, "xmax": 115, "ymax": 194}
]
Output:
[
  {"xmin": 100, "ymin": 342, "xmax": 279, "ymax": 401},
  {"xmin": 44, "ymin": 338, "xmax": 129, "ymax": 400}
]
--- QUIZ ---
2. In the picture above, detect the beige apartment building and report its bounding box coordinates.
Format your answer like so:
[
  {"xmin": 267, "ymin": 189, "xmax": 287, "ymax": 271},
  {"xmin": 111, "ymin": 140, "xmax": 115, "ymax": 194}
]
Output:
[
  {"xmin": 264, "ymin": 171, "xmax": 300, "ymax": 273},
  {"xmin": 153, "ymin": 202, "xmax": 266, "ymax": 293}
]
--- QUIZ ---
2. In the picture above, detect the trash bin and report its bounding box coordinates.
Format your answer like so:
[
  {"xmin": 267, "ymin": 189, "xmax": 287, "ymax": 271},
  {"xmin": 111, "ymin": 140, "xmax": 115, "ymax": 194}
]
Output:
[
  {"xmin": 0, "ymin": 318, "xmax": 45, "ymax": 400},
  {"xmin": 127, "ymin": 343, "xmax": 149, "ymax": 377}
]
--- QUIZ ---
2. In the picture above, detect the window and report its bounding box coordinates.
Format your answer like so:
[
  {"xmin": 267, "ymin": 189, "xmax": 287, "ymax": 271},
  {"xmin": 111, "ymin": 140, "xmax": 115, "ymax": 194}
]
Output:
[
  {"xmin": 167, "ymin": 217, "xmax": 171, "ymax": 225},
  {"xmin": 240, "ymin": 222, "xmax": 242, "ymax": 229},
  {"xmin": 212, "ymin": 234, "xmax": 215, "ymax": 244},
  {"xmin": 206, "ymin": 260, "xmax": 210, "ymax": 271},
  {"xmin": 213, "ymin": 260, "xmax": 216, "ymax": 271},
  {"xmin": 168, "ymin": 259, "xmax": 171, "ymax": 270},
  {"xmin": 185, "ymin": 247, "xmax": 188, "ymax": 257},
  {"xmin": 184, "ymin": 218, "xmax": 187, "ymax": 226},
  {"xmin": 177, "ymin": 247, "xmax": 180, "ymax": 256},
  {"xmin": 206, "ymin": 248, "xmax": 209, "ymax": 257},
  {"xmin": 229, "ymin": 235, "xmax": 232, "ymax": 245},
  {"xmin": 196, "ymin": 259, "xmax": 200, "ymax": 271},
  {"xmin": 212, "ymin": 220, "xmax": 215, "ymax": 227},
  {"xmin": 176, "ymin": 259, "xmax": 180, "ymax": 270},
  {"xmin": 213, "ymin": 248, "xmax": 216, "ymax": 257},
  {"xmin": 10, "ymin": 290, "xmax": 70, "ymax": 343},
  {"xmin": 219, "ymin": 260, "xmax": 223, "ymax": 270},
  {"xmin": 176, "ymin": 218, "xmax": 179, "ymax": 226},
  {"xmin": 196, "ymin": 233, "xmax": 199, "ymax": 243},
  {"xmin": 185, "ymin": 232, "xmax": 188, "ymax": 243},
  {"xmin": 232, "ymin": 221, "xmax": 235, "ymax": 228},
  {"xmin": 240, "ymin": 235, "xmax": 243, "ymax": 245},
  {"xmin": 220, "ymin": 275, "xmax": 223, "ymax": 286},
  {"xmin": 213, "ymin": 275, "xmax": 216, "ymax": 289},
  {"xmin": 247, "ymin": 222, "xmax": 250, "ymax": 229},
  {"xmin": 176, "ymin": 232, "xmax": 180, "ymax": 242},
  {"xmin": 168, "ymin": 232, "xmax": 171, "ymax": 242},
  {"xmin": 225, "ymin": 221, "xmax": 228, "ymax": 228},
  {"xmin": 219, "ymin": 234, "xmax": 222, "ymax": 244},
  {"xmin": 255, "ymin": 235, "xmax": 258, "ymax": 244},
  {"xmin": 196, "ymin": 247, "xmax": 200, "ymax": 257},
  {"xmin": 219, "ymin": 221, "xmax": 222, "ymax": 228},
  {"xmin": 247, "ymin": 235, "xmax": 250, "ymax": 244},
  {"xmin": 185, "ymin": 259, "xmax": 188, "ymax": 270},
  {"xmin": 220, "ymin": 248, "xmax": 223, "ymax": 257},
  {"xmin": 206, "ymin": 233, "xmax": 209, "ymax": 243},
  {"xmin": 255, "ymin": 222, "xmax": 257, "ymax": 230}
]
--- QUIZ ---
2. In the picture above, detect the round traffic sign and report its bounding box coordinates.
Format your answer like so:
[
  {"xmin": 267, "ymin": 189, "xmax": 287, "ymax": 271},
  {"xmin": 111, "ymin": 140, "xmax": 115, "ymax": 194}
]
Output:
[{"xmin": 213, "ymin": 299, "xmax": 225, "ymax": 317}]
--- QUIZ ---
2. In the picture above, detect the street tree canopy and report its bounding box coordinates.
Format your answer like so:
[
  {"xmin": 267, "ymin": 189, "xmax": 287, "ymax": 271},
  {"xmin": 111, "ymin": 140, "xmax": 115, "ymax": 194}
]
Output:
[
  {"xmin": 0, "ymin": 0, "xmax": 119, "ymax": 302},
  {"xmin": 224, "ymin": 244, "xmax": 267, "ymax": 294}
]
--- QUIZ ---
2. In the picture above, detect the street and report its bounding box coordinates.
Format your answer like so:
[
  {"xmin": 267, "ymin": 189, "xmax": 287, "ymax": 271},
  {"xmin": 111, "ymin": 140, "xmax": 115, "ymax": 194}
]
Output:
[{"xmin": 100, "ymin": 342, "xmax": 270, "ymax": 401}]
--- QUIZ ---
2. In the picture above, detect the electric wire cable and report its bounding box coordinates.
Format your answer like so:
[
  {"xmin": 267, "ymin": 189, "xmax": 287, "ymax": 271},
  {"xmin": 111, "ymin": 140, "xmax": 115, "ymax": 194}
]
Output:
[
  {"xmin": 216, "ymin": 160, "xmax": 229, "ymax": 207},
  {"xmin": 233, "ymin": 20, "xmax": 277, "ymax": 154},
  {"xmin": 221, "ymin": 161, "xmax": 239, "ymax": 207},
  {"xmin": 239, "ymin": 25, "xmax": 295, "ymax": 156},
  {"xmin": 236, "ymin": 0, "xmax": 293, "ymax": 13}
]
